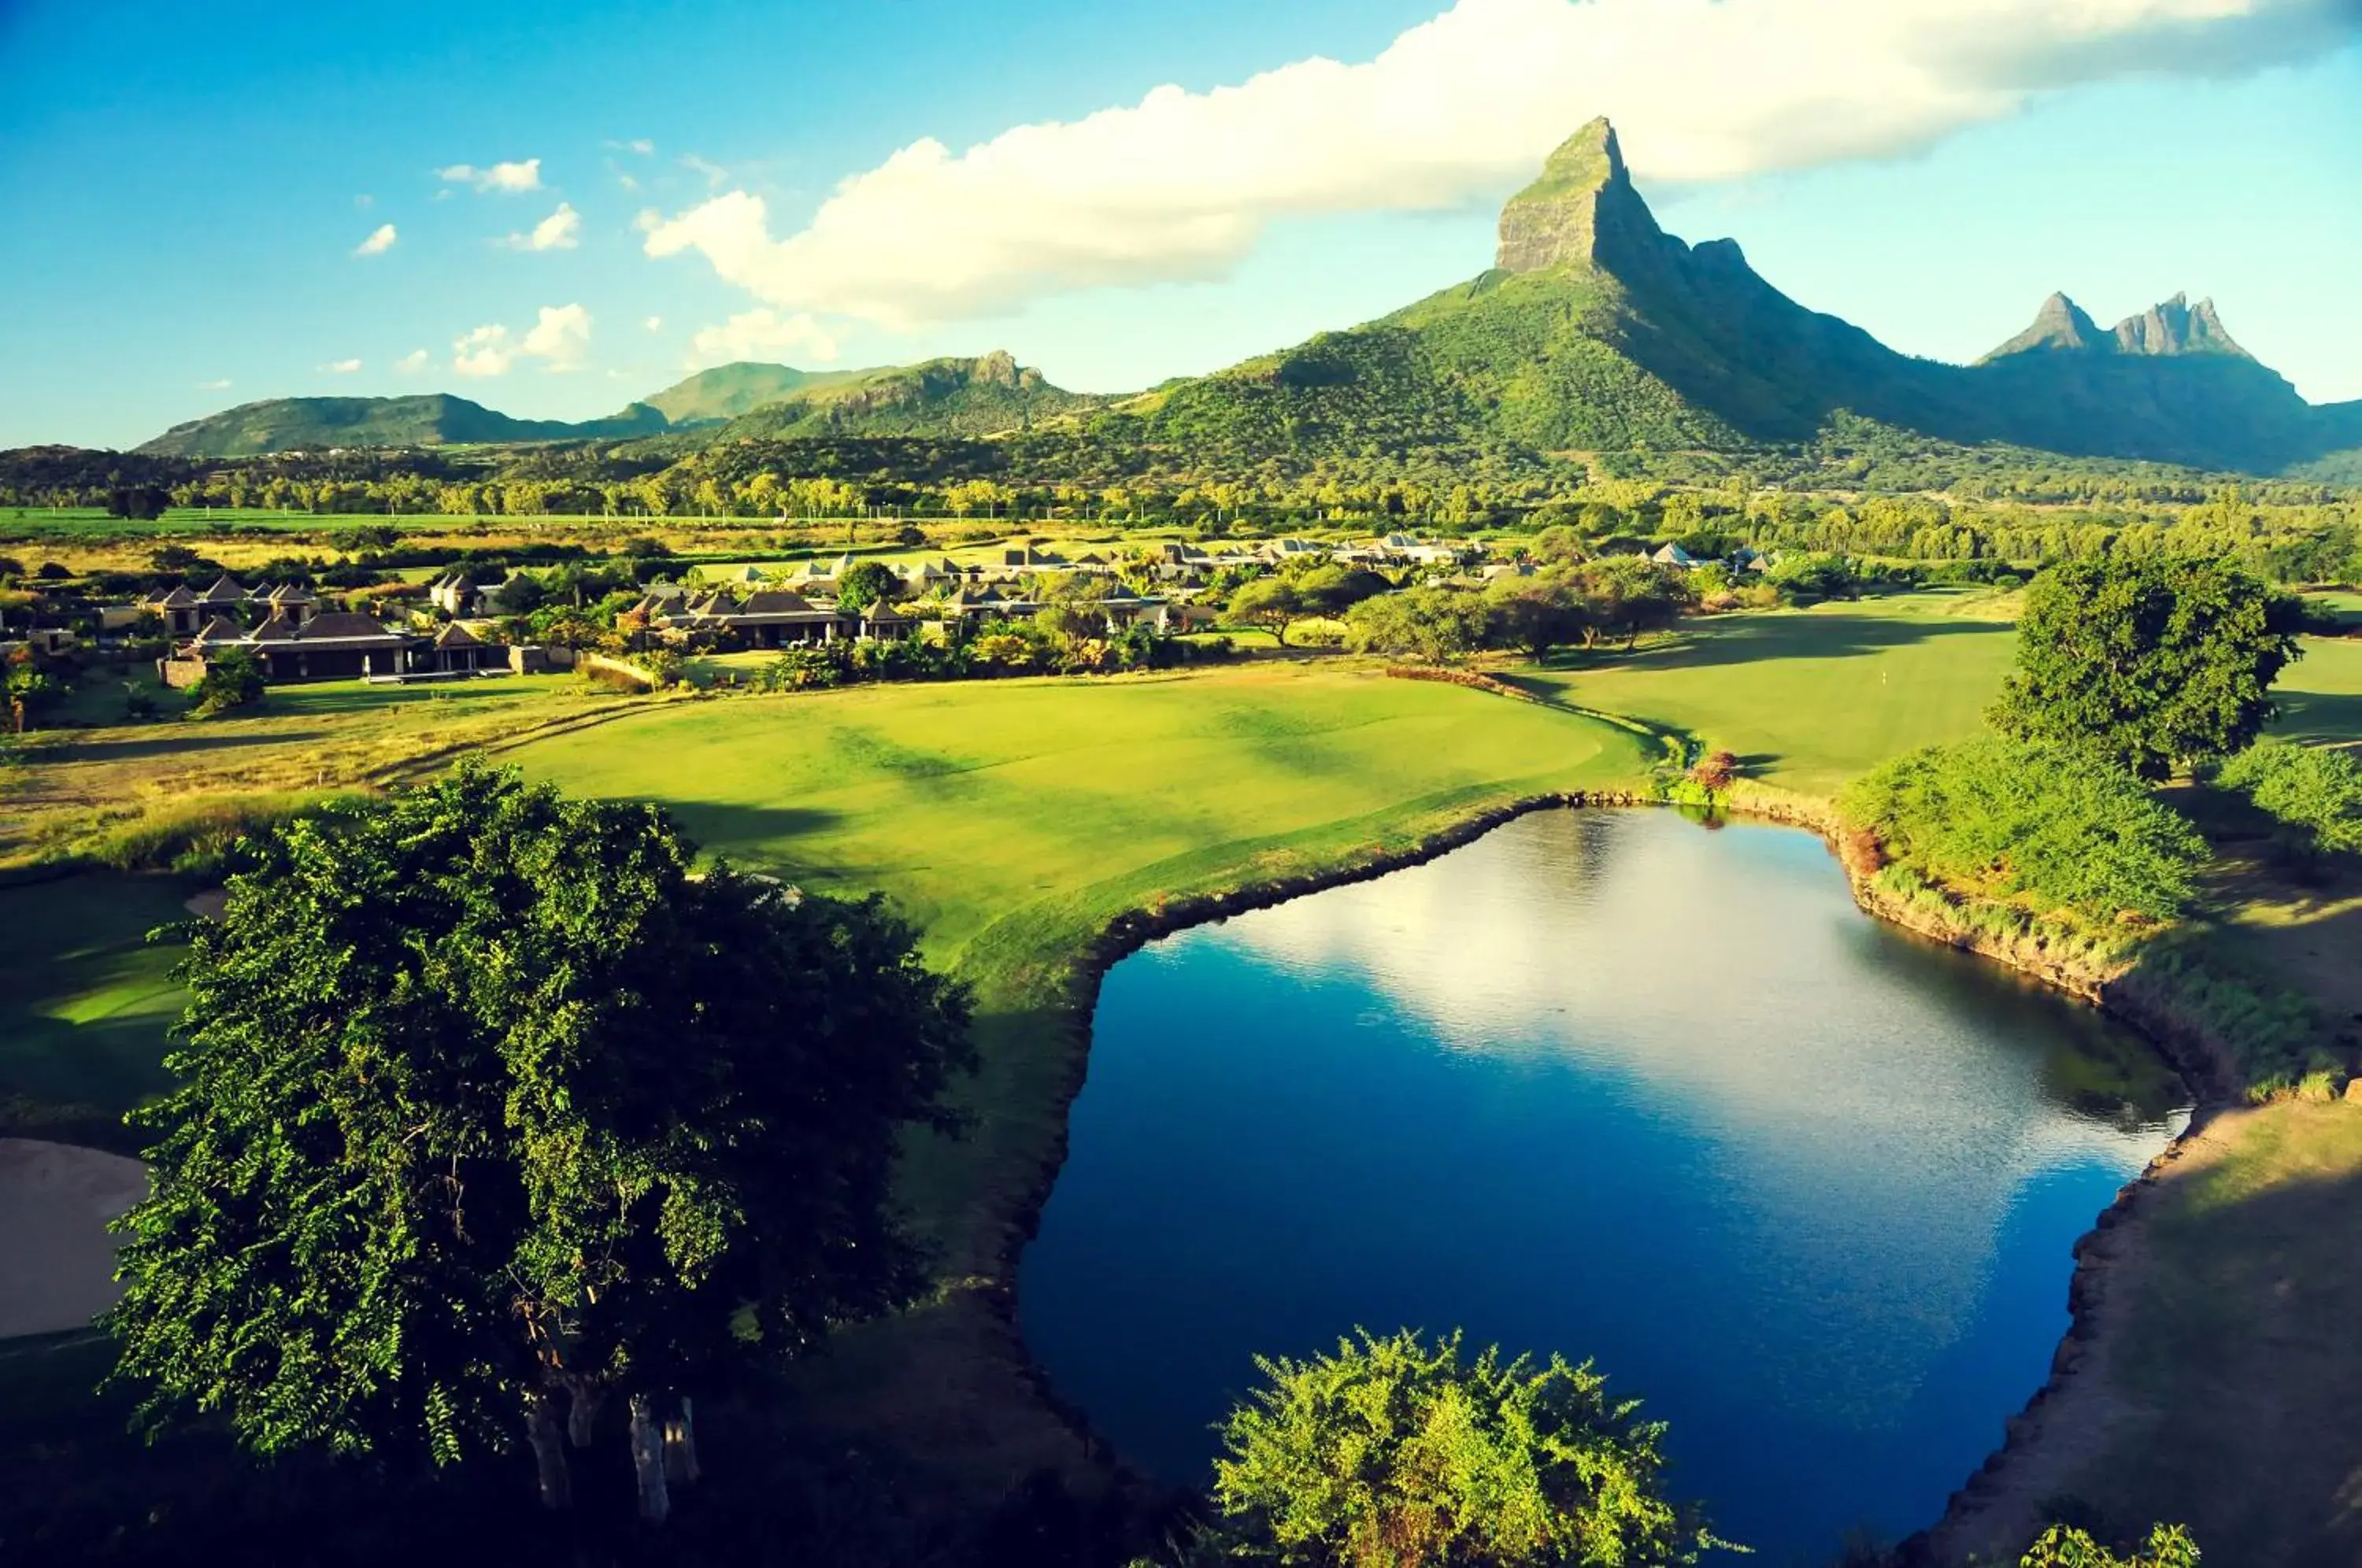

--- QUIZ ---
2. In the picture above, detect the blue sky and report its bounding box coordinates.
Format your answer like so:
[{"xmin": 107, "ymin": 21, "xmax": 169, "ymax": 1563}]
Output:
[{"xmin": 2, "ymin": 0, "xmax": 2356, "ymax": 449}]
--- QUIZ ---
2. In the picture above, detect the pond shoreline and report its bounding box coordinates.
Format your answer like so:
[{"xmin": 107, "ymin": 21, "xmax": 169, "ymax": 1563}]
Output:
[
  {"xmin": 991, "ymin": 786, "xmax": 2223, "ymax": 1563},
  {"xmin": 1723, "ymin": 790, "xmax": 2238, "ymax": 1566}
]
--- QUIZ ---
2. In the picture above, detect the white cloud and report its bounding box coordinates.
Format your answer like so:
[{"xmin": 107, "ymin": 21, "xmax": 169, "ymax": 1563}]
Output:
[
  {"xmin": 679, "ymin": 153, "xmax": 729, "ymax": 188},
  {"xmin": 643, "ymin": 0, "xmax": 2355, "ymax": 327},
  {"xmin": 439, "ymin": 157, "xmax": 542, "ymax": 193},
  {"xmin": 355, "ymin": 193, "xmax": 374, "ymax": 208},
  {"xmin": 503, "ymin": 202, "xmax": 582, "ymax": 251},
  {"xmin": 354, "ymin": 222, "xmax": 398, "ymax": 257},
  {"xmin": 644, "ymin": 316, "xmax": 664, "ymax": 331},
  {"xmin": 453, "ymin": 304, "xmax": 593, "ymax": 376},
  {"xmin": 198, "ymin": 378, "xmax": 231, "ymax": 391},
  {"xmin": 394, "ymin": 348, "xmax": 431, "ymax": 373},
  {"xmin": 320, "ymin": 358, "xmax": 362, "ymax": 374},
  {"xmin": 685, "ymin": 307, "xmax": 839, "ymax": 368}
]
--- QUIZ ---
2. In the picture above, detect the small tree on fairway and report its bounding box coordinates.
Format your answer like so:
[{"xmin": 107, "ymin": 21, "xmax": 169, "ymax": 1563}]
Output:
[
  {"xmin": 187, "ymin": 648, "xmax": 265, "ymax": 718},
  {"xmin": 106, "ymin": 761, "xmax": 972, "ymax": 1522},
  {"xmin": 832, "ymin": 558, "xmax": 901, "ymax": 615},
  {"xmin": 1485, "ymin": 573, "xmax": 1590, "ymax": 660},
  {"xmin": 1228, "ymin": 576, "xmax": 1308, "ymax": 646},
  {"xmin": 1990, "ymin": 555, "xmax": 2304, "ymax": 780},
  {"xmin": 1210, "ymin": 1328, "xmax": 1709, "ymax": 1568}
]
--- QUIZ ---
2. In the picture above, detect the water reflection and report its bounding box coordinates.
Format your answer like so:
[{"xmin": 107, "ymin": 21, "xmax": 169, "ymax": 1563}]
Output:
[{"xmin": 1020, "ymin": 810, "xmax": 2184, "ymax": 1562}]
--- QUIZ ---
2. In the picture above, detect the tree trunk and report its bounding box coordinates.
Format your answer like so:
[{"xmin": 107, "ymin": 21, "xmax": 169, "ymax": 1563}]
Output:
[
  {"xmin": 565, "ymin": 1381, "xmax": 603, "ymax": 1448},
  {"xmin": 525, "ymin": 1386, "xmax": 572, "ymax": 1511},
  {"xmin": 628, "ymin": 1392, "xmax": 670, "ymax": 1524},
  {"xmin": 662, "ymin": 1396, "xmax": 700, "ymax": 1487}
]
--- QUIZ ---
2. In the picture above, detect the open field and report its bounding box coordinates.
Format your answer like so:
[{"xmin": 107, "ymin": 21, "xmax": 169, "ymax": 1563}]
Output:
[
  {"xmin": 2, "ymin": 674, "xmax": 639, "ymax": 867},
  {"xmin": 499, "ymin": 663, "xmax": 1661, "ymax": 1497}
]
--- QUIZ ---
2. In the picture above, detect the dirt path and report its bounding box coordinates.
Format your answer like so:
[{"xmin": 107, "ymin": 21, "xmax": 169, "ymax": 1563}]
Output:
[{"xmin": 0, "ymin": 1139, "xmax": 148, "ymax": 1341}]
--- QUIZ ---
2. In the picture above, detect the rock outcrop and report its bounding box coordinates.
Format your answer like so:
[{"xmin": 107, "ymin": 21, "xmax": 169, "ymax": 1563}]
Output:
[{"xmin": 1494, "ymin": 116, "xmax": 1668, "ymax": 276}]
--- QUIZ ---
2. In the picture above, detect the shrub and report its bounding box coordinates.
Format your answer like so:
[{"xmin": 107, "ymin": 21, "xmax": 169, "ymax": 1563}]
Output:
[
  {"xmin": 2215, "ymin": 738, "xmax": 2362, "ymax": 855},
  {"xmin": 1690, "ymin": 749, "xmax": 1739, "ymax": 793},
  {"xmin": 2021, "ymin": 1522, "xmax": 2199, "ymax": 1567},
  {"xmin": 1840, "ymin": 735, "xmax": 2207, "ymax": 927},
  {"xmin": 1211, "ymin": 1329, "xmax": 1709, "ymax": 1568},
  {"xmin": 187, "ymin": 649, "xmax": 265, "ymax": 718}
]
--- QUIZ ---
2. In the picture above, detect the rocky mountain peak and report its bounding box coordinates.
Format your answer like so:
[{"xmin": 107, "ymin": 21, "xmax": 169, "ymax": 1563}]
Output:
[
  {"xmin": 1495, "ymin": 116, "xmax": 1666, "ymax": 275},
  {"xmin": 2112, "ymin": 293, "xmax": 2249, "ymax": 358},
  {"xmin": 1979, "ymin": 292, "xmax": 2108, "ymax": 361},
  {"xmin": 1980, "ymin": 291, "xmax": 2253, "ymax": 364}
]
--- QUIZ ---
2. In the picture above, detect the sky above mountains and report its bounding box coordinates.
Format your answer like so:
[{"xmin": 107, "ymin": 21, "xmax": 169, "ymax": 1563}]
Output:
[{"xmin": 2, "ymin": 0, "xmax": 2358, "ymax": 449}]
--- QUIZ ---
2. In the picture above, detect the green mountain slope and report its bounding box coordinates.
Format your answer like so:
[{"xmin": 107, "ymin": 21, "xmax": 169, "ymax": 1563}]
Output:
[
  {"xmin": 711, "ymin": 351, "xmax": 1102, "ymax": 440},
  {"xmin": 136, "ymin": 394, "xmax": 670, "ymax": 457},
  {"xmin": 640, "ymin": 361, "xmax": 869, "ymax": 425},
  {"xmin": 1136, "ymin": 117, "xmax": 2353, "ymax": 477}
]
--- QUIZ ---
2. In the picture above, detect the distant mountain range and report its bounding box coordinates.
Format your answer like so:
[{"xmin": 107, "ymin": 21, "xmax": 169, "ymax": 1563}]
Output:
[{"xmin": 135, "ymin": 120, "xmax": 2362, "ymax": 477}]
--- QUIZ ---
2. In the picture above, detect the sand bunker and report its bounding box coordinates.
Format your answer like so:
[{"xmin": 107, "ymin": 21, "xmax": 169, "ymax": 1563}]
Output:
[{"xmin": 0, "ymin": 1139, "xmax": 148, "ymax": 1340}]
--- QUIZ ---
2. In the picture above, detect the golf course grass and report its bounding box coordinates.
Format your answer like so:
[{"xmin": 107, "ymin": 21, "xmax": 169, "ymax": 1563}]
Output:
[
  {"xmin": 1520, "ymin": 590, "xmax": 2023, "ymax": 797},
  {"xmin": 0, "ymin": 877, "xmax": 191, "ymax": 1149},
  {"xmin": 6, "ymin": 591, "xmax": 2360, "ymax": 1558}
]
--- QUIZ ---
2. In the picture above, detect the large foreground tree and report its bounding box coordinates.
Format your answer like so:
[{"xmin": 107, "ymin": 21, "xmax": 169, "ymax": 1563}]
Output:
[
  {"xmin": 106, "ymin": 761, "xmax": 972, "ymax": 1522},
  {"xmin": 1990, "ymin": 554, "xmax": 2303, "ymax": 780}
]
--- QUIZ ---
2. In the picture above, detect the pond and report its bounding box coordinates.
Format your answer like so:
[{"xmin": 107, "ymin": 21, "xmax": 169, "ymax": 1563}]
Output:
[{"xmin": 1018, "ymin": 809, "xmax": 2186, "ymax": 1564}]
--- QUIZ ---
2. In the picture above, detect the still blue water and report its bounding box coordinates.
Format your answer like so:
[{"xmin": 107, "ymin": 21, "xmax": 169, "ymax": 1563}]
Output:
[{"xmin": 1018, "ymin": 809, "xmax": 2185, "ymax": 1564}]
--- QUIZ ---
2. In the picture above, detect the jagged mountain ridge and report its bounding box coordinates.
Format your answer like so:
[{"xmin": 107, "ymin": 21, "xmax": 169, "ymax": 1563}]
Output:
[
  {"xmin": 135, "ymin": 120, "xmax": 2352, "ymax": 475},
  {"xmin": 1132, "ymin": 117, "xmax": 2349, "ymax": 475}
]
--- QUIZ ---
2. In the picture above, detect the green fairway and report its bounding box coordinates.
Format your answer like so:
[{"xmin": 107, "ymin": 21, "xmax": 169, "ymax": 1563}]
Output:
[
  {"xmin": 509, "ymin": 662, "xmax": 1656, "ymax": 971},
  {"xmin": 2275, "ymin": 635, "xmax": 2362, "ymax": 752},
  {"xmin": 1512, "ymin": 597, "xmax": 2362, "ymax": 795},
  {"xmin": 1517, "ymin": 592, "xmax": 2020, "ymax": 797},
  {"xmin": 0, "ymin": 876, "xmax": 189, "ymax": 1148}
]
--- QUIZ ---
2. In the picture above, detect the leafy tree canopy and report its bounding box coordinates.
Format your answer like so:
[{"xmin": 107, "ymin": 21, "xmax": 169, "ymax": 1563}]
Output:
[
  {"xmin": 106, "ymin": 761, "xmax": 972, "ymax": 1515},
  {"xmin": 832, "ymin": 557, "xmax": 901, "ymax": 614},
  {"xmin": 1991, "ymin": 555, "xmax": 2304, "ymax": 779},
  {"xmin": 188, "ymin": 648, "xmax": 265, "ymax": 718},
  {"xmin": 2021, "ymin": 1523, "xmax": 2200, "ymax": 1568},
  {"xmin": 1209, "ymin": 1327, "xmax": 1709, "ymax": 1568}
]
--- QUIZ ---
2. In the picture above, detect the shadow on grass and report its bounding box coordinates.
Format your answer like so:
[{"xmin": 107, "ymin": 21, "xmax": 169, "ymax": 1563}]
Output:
[
  {"xmin": 42, "ymin": 729, "xmax": 332, "ymax": 764},
  {"xmin": 658, "ymin": 801, "xmax": 844, "ymax": 862},
  {"xmin": 1600, "ymin": 612, "xmax": 2012, "ymax": 673},
  {"xmin": 2045, "ymin": 1136, "xmax": 2362, "ymax": 1568},
  {"xmin": 0, "ymin": 1325, "xmax": 1160, "ymax": 1567},
  {"xmin": 2275, "ymin": 690, "xmax": 2362, "ymax": 752}
]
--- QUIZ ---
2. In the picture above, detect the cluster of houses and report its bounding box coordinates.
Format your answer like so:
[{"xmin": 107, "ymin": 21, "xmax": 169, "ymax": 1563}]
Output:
[
  {"xmin": 138, "ymin": 575, "xmax": 520, "ymax": 686},
  {"xmin": 70, "ymin": 530, "xmax": 1702, "ymax": 690},
  {"xmin": 610, "ymin": 534, "xmax": 1476, "ymax": 651}
]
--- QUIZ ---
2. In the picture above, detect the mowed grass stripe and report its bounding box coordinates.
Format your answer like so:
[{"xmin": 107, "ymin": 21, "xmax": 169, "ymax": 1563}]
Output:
[{"xmin": 510, "ymin": 664, "xmax": 1654, "ymax": 965}]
